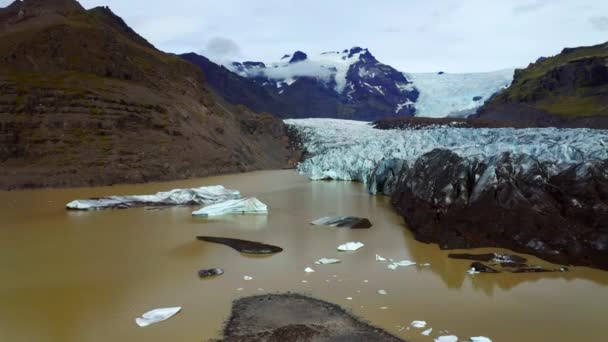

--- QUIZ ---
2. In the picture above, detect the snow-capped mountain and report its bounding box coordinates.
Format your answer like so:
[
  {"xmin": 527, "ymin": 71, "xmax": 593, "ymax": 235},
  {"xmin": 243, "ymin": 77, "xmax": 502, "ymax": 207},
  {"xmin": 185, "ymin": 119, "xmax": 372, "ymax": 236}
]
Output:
[
  {"xmin": 228, "ymin": 47, "xmax": 513, "ymax": 119},
  {"xmin": 228, "ymin": 47, "xmax": 420, "ymax": 120}
]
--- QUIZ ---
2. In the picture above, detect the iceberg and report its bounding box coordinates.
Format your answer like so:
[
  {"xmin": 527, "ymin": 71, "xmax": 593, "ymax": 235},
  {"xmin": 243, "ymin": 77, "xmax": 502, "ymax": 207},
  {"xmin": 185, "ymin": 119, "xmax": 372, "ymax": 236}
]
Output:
[
  {"xmin": 135, "ymin": 307, "xmax": 181, "ymax": 327},
  {"xmin": 411, "ymin": 320, "xmax": 427, "ymax": 328},
  {"xmin": 470, "ymin": 337, "xmax": 492, "ymax": 342},
  {"xmin": 192, "ymin": 198, "xmax": 268, "ymax": 216},
  {"xmin": 67, "ymin": 185, "xmax": 240, "ymax": 210},
  {"xmin": 422, "ymin": 328, "xmax": 433, "ymax": 336},
  {"xmin": 435, "ymin": 336, "xmax": 458, "ymax": 342},
  {"xmin": 337, "ymin": 242, "xmax": 364, "ymax": 251},
  {"xmin": 315, "ymin": 258, "xmax": 341, "ymax": 265}
]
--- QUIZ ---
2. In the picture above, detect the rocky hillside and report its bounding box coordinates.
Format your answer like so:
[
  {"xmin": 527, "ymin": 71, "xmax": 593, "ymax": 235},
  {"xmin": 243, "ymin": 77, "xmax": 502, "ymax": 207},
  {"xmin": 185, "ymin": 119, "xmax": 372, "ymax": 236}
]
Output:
[
  {"xmin": 0, "ymin": 0, "xmax": 295, "ymax": 190},
  {"xmin": 477, "ymin": 42, "xmax": 608, "ymax": 128}
]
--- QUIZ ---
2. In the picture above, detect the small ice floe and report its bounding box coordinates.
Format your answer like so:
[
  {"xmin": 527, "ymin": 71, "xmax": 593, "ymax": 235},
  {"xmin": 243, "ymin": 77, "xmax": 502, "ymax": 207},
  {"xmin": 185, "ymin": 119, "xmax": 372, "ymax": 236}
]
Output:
[
  {"xmin": 301, "ymin": 280, "xmax": 308, "ymax": 283},
  {"xmin": 315, "ymin": 258, "xmax": 341, "ymax": 265},
  {"xmin": 305, "ymin": 267, "xmax": 315, "ymax": 273},
  {"xmin": 376, "ymin": 254, "xmax": 387, "ymax": 262},
  {"xmin": 377, "ymin": 289, "xmax": 387, "ymax": 295},
  {"xmin": 411, "ymin": 320, "xmax": 427, "ymax": 328},
  {"xmin": 311, "ymin": 216, "xmax": 372, "ymax": 228},
  {"xmin": 135, "ymin": 307, "xmax": 181, "ymax": 327},
  {"xmin": 192, "ymin": 198, "xmax": 268, "ymax": 216},
  {"xmin": 422, "ymin": 328, "xmax": 433, "ymax": 336},
  {"xmin": 363, "ymin": 280, "xmax": 369, "ymax": 283},
  {"xmin": 435, "ymin": 335, "xmax": 458, "ymax": 342},
  {"xmin": 467, "ymin": 267, "xmax": 480, "ymax": 275},
  {"xmin": 67, "ymin": 185, "xmax": 240, "ymax": 210},
  {"xmin": 346, "ymin": 297, "xmax": 353, "ymax": 300},
  {"xmin": 380, "ymin": 306, "xmax": 388, "ymax": 310},
  {"xmin": 243, "ymin": 276, "xmax": 253, "ymax": 280},
  {"xmin": 470, "ymin": 337, "xmax": 492, "ymax": 342},
  {"xmin": 421, "ymin": 263, "xmax": 431, "ymax": 267},
  {"xmin": 388, "ymin": 260, "xmax": 416, "ymax": 270},
  {"xmin": 337, "ymin": 242, "xmax": 364, "ymax": 251},
  {"xmin": 236, "ymin": 288, "xmax": 244, "ymax": 291}
]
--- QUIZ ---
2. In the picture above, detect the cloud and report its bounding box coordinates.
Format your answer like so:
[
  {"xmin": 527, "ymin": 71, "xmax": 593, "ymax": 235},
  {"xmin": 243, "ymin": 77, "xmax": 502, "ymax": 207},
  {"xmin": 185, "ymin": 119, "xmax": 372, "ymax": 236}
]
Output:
[
  {"xmin": 513, "ymin": 1, "xmax": 547, "ymax": 14},
  {"xmin": 589, "ymin": 16, "xmax": 608, "ymax": 31},
  {"xmin": 203, "ymin": 37, "xmax": 243, "ymax": 60}
]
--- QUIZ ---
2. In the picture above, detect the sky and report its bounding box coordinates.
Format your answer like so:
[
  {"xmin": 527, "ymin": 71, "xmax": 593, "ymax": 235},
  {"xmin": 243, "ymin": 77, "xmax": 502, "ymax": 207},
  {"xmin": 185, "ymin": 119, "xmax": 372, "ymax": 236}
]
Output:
[{"xmin": 3, "ymin": 0, "xmax": 608, "ymax": 72}]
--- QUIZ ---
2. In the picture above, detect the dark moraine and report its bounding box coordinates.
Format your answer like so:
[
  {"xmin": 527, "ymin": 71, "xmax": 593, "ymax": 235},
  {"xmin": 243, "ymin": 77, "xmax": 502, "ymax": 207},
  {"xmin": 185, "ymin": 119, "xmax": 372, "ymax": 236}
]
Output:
[
  {"xmin": 217, "ymin": 294, "xmax": 404, "ymax": 342},
  {"xmin": 449, "ymin": 253, "xmax": 527, "ymax": 264},
  {"xmin": 197, "ymin": 237, "xmax": 283, "ymax": 254},
  {"xmin": 368, "ymin": 149, "xmax": 608, "ymax": 270},
  {"xmin": 198, "ymin": 268, "xmax": 224, "ymax": 278}
]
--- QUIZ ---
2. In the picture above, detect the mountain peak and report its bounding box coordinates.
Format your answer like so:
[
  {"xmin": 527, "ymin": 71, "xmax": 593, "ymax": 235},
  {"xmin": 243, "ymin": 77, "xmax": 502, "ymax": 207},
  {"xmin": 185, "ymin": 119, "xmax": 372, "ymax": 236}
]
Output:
[
  {"xmin": 289, "ymin": 51, "xmax": 308, "ymax": 64},
  {"xmin": 6, "ymin": 0, "xmax": 84, "ymax": 12}
]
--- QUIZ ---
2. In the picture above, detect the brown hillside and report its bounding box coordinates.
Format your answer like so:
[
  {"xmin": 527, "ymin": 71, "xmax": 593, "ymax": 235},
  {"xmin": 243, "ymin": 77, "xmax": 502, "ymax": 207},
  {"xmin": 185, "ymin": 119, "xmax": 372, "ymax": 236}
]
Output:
[{"xmin": 0, "ymin": 0, "xmax": 295, "ymax": 190}]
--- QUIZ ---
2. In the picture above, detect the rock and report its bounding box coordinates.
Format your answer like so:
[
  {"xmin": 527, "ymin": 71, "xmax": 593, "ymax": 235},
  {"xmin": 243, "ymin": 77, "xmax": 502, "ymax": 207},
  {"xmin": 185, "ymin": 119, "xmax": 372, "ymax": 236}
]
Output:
[
  {"xmin": 472, "ymin": 96, "xmax": 483, "ymax": 101},
  {"xmin": 289, "ymin": 51, "xmax": 308, "ymax": 64},
  {"xmin": 470, "ymin": 262, "xmax": 500, "ymax": 273},
  {"xmin": 66, "ymin": 185, "xmax": 241, "ymax": 210},
  {"xmin": 388, "ymin": 149, "xmax": 608, "ymax": 270},
  {"xmin": 311, "ymin": 216, "xmax": 372, "ymax": 228},
  {"xmin": 448, "ymin": 253, "xmax": 527, "ymax": 264},
  {"xmin": 217, "ymin": 294, "xmax": 403, "ymax": 341},
  {"xmin": 198, "ymin": 268, "xmax": 224, "ymax": 278},
  {"xmin": 197, "ymin": 236, "xmax": 283, "ymax": 254}
]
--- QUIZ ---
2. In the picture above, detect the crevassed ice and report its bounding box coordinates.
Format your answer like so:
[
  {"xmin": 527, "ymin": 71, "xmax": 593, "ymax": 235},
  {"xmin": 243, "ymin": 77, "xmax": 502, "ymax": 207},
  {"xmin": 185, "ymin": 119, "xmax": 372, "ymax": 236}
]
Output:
[{"xmin": 285, "ymin": 118, "xmax": 608, "ymax": 183}]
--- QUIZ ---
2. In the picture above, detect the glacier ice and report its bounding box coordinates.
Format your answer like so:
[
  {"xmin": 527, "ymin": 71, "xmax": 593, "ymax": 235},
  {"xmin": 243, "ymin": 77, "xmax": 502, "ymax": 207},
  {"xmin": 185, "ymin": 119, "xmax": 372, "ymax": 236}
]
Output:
[
  {"xmin": 406, "ymin": 70, "xmax": 513, "ymax": 118},
  {"xmin": 66, "ymin": 185, "xmax": 240, "ymax": 210},
  {"xmin": 135, "ymin": 307, "xmax": 181, "ymax": 327},
  {"xmin": 315, "ymin": 258, "xmax": 341, "ymax": 265},
  {"xmin": 337, "ymin": 242, "xmax": 365, "ymax": 251},
  {"xmin": 285, "ymin": 118, "xmax": 608, "ymax": 184},
  {"xmin": 192, "ymin": 198, "xmax": 268, "ymax": 216}
]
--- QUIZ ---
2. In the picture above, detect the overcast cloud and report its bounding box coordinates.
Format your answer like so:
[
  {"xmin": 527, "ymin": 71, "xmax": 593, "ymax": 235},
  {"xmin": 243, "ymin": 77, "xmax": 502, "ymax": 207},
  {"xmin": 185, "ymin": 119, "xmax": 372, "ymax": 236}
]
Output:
[{"xmin": 2, "ymin": 0, "xmax": 607, "ymax": 72}]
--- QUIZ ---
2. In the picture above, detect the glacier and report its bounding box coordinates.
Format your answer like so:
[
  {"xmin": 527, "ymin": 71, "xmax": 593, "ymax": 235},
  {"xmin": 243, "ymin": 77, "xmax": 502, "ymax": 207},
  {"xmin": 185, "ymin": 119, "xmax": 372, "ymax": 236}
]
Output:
[
  {"xmin": 285, "ymin": 118, "xmax": 608, "ymax": 183},
  {"xmin": 406, "ymin": 70, "xmax": 514, "ymax": 118}
]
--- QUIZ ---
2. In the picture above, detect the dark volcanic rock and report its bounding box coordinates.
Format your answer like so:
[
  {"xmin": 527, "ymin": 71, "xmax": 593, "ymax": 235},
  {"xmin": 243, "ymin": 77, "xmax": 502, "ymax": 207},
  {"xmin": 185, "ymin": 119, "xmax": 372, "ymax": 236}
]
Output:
[
  {"xmin": 217, "ymin": 294, "xmax": 404, "ymax": 342},
  {"xmin": 311, "ymin": 216, "xmax": 373, "ymax": 229},
  {"xmin": 198, "ymin": 268, "xmax": 224, "ymax": 278},
  {"xmin": 449, "ymin": 253, "xmax": 527, "ymax": 264},
  {"xmin": 289, "ymin": 51, "xmax": 308, "ymax": 64},
  {"xmin": 197, "ymin": 236, "xmax": 283, "ymax": 255},
  {"xmin": 371, "ymin": 148, "xmax": 608, "ymax": 270}
]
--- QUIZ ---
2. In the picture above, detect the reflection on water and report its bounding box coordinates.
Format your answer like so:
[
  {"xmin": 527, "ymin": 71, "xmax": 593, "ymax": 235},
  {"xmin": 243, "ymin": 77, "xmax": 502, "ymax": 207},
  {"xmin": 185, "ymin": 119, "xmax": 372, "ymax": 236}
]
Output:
[{"xmin": 0, "ymin": 170, "xmax": 607, "ymax": 342}]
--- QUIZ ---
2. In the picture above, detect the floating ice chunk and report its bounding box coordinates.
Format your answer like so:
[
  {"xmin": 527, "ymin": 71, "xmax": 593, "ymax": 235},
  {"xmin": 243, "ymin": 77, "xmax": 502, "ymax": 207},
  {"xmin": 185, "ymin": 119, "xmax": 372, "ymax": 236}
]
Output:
[
  {"xmin": 467, "ymin": 268, "xmax": 480, "ymax": 275},
  {"xmin": 67, "ymin": 185, "xmax": 240, "ymax": 210},
  {"xmin": 380, "ymin": 306, "xmax": 388, "ymax": 310},
  {"xmin": 135, "ymin": 307, "xmax": 181, "ymax": 327},
  {"xmin": 470, "ymin": 337, "xmax": 492, "ymax": 342},
  {"xmin": 411, "ymin": 320, "xmax": 427, "ymax": 328},
  {"xmin": 243, "ymin": 276, "xmax": 253, "ymax": 280},
  {"xmin": 346, "ymin": 297, "xmax": 353, "ymax": 300},
  {"xmin": 376, "ymin": 254, "xmax": 387, "ymax": 262},
  {"xmin": 301, "ymin": 280, "xmax": 308, "ymax": 283},
  {"xmin": 388, "ymin": 260, "xmax": 416, "ymax": 270},
  {"xmin": 236, "ymin": 288, "xmax": 244, "ymax": 291},
  {"xmin": 435, "ymin": 335, "xmax": 458, "ymax": 342},
  {"xmin": 315, "ymin": 258, "xmax": 341, "ymax": 265},
  {"xmin": 421, "ymin": 263, "xmax": 431, "ymax": 267},
  {"xmin": 377, "ymin": 289, "xmax": 387, "ymax": 295},
  {"xmin": 337, "ymin": 242, "xmax": 365, "ymax": 251},
  {"xmin": 305, "ymin": 267, "xmax": 315, "ymax": 273},
  {"xmin": 192, "ymin": 198, "xmax": 268, "ymax": 216},
  {"xmin": 422, "ymin": 328, "xmax": 433, "ymax": 336}
]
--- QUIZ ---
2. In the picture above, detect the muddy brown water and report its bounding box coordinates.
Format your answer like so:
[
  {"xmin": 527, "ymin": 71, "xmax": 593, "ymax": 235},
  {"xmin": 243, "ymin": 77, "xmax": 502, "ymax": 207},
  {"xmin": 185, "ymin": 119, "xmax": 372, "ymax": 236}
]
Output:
[{"xmin": 1, "ymin": 170, "xmax": 607, "ymax": 342}]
